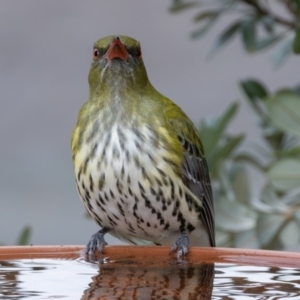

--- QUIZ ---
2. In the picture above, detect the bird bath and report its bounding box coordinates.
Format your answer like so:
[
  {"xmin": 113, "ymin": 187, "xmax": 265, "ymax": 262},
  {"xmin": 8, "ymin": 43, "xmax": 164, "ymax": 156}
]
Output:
[{"xmin": 1, "ymin": 245, "xmax": 300, "ymax": 299}]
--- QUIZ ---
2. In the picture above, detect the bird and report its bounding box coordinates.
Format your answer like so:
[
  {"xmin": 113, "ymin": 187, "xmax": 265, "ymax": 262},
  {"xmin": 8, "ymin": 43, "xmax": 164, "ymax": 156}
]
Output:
[{"xmin": 71, "ymin": 35, "xmax": 215, "ymax": 258}]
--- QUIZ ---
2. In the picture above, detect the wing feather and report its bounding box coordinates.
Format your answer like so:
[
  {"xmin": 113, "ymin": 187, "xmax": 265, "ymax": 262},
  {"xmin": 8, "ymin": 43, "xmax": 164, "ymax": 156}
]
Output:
[{"xmin": 167, "ymin": 113, "xmax": 215, "ymax": 247}]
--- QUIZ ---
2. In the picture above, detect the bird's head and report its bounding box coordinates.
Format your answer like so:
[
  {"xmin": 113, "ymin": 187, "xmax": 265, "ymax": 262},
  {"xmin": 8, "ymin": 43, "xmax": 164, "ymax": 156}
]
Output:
[{"xmin": 88, "ymin": 35, "xmax": 149, "ymax": 95}]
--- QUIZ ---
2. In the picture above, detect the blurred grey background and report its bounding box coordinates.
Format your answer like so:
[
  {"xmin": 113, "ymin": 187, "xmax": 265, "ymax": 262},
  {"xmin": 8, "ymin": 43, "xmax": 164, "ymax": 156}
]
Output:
[{"xmin": 0, "ymin": 0, "xmax": 299, "ymax": 246}]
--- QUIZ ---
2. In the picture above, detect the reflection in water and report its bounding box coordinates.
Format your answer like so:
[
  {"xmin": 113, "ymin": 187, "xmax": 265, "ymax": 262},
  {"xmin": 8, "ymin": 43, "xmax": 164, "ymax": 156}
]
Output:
[
  {"xmin": 0, "ymin": 260, "xmax": 44, "ymax": 299},
  {"xmin": 0, "ymin": 259, "xmax": 96, "ymax": 299},
  {"xmin": 1, "ymin": 259, "xmax": 300, "ymax": 299},
  {"xmin": 82, "ymin": 262, "xmax": 214, "ymax": 300},
  {"xmin": 214, "ymin": 265, "xmax": 300, "ymax": 299}
]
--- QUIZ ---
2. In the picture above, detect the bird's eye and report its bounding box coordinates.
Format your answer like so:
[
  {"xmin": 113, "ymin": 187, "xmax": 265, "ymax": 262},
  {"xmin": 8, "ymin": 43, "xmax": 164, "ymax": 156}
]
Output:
[
  {"xmin": 93, "ymin": 48, "xmax": 100, "ymax": 60},
  {"xmin": 136, "ymin": 49, "xmax": 142, "ymax": 58},
  {"xmin": 128, "ymin": 48, "xmax": 142, "ymax": 59}
]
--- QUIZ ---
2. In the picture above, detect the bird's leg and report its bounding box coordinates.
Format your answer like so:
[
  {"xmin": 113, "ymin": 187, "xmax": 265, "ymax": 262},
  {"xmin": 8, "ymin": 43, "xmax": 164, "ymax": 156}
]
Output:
[
  {"xmin": 85, "ymin": 228, "xmax": 109, "ymax": 256},
  {"xmin": 170, "ymin": 232, "xmax": 190, "ymax": 259}
]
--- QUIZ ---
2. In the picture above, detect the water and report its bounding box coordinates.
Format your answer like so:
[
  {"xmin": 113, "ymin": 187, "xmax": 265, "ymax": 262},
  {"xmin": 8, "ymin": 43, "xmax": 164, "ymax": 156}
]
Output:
[{"xmin": 1, "ymin": 258, "xmax": 300, "ymax": 299}]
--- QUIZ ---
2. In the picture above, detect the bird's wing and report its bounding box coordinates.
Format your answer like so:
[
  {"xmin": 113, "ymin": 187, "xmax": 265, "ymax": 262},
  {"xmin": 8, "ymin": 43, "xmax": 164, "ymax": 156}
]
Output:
[{"xmin": 165, "ymin": 106, "xmax": 215, "ymax": 247}]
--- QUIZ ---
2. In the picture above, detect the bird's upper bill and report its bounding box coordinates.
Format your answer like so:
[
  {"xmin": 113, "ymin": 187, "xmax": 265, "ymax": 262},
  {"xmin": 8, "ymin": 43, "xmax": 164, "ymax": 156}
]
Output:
[{"xmin": 105, "ymin": 37, "xmax": 129, "ymax": 62}]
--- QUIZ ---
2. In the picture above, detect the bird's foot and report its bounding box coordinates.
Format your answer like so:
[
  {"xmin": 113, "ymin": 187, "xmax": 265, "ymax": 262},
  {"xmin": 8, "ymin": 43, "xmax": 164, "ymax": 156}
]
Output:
[
  {"xmin": 170, "ymin": 232, "xmax": 190, "ymax": 259},
  {"xmin": 85, "ymin": 228, "xmax": 108, "ymax": 258}
]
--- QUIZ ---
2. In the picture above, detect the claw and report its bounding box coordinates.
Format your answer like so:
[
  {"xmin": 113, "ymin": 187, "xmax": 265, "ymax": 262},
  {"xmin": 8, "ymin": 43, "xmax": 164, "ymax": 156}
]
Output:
[
  {"xmin": 170, "ymin": 232, "xmax": 190, "ymax": 259},
  {"xmin": 85, "ymin": 228, "xmax": 109, "ymax": 256}
]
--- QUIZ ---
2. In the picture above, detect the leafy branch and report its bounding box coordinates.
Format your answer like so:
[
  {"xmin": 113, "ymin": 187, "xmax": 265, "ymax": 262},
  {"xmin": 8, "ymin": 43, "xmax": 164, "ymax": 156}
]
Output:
[
  {"xmin": 240, "ymin": 0, "xmax": 297, "ymax": 29},
  {"xmin": 170, "ymin": 0, "xmax": 300, "ymax": 65},
  {"xmin": 170, "ymin": 0, "xmax": 300, "ymax": 250}
]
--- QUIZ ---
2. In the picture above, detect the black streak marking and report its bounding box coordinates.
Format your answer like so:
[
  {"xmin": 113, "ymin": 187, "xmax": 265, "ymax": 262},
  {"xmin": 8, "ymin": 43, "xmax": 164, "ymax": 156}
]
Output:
[
  {"xmin": 99, "ymin": 194, "xmax": 105, "ymax": 205},
  {"xmin": 98, "ymin": 173, "xmax": 105, "ymax": 190},
  {"xmin": 164, "ymin": 223, "xmax": 170, "ymax": 230},
  {"xmin": 90, "ymin": 143, "xmax": 97, "ymax": 160},
  {"xmin": 133, "ymin": 127, "xmax": 144, "ymax": 142},
  {"xmin": 112, "ymin": 145, "xmax": 120, "ymax": 158},
  {"xmin": 108, "ymin": 216, "xmax": 117, "ymax": 226},
  {"xmin": 163, "ymin": 157, "xmax": 178, "ymax": 168},
  {"xmin": 187, "ymin": 223, "xmax": 195, "ymax": 232},
  {"xmin": 126, "ymin": 150, "xmax": 131, "ymax": 163},
  {"xmin": 121, "ymin": 164, "xmax": 125, "ymax": 180},
  {"xmin": 77, "ymin": 166, "xmax": 82, "ymax": 181},
  {"xmin": 83, "ymin": 157, "xmax": 89, "ymax": 174},
  {"xmin": 110, "ymin": 189, "xmax": 115, "ymax": 199},
  {"xmin": 171, "ymin": 184, "xmax": 175, "ymax": 200},
  {"xmin": 155, "ymin": 177, "xmax": 163, "ymax": 187},
  {"xmin": 116, "ymin": 179, "xmax": 123, "ymax": 194},
  {"xmin": 104, "ymin": 192, "xmax": 109, "ymax": 201},
  {"xmin": 112, "ymin": 213, "xmax": 120, "ymax": 220},
  {"xmin": 138, "ymin": 181, "xmax": 145, "ymax": 194},
  {"xmin": 86, "ymin": 119, "xmax": 99, "ymax": 143},
  {"xmin": 134, "ymin": 155, "xmax": 141, "ymax": 169},
  {"xmin": 89, "ymin": 174, "xmax": 94, "ymax": 193},
  {"xmin": 179, "ymin": 186, "xmax": 183, "ymax": 198},
  {"xmin": 117, "ymin": 203, "xmax": 125, "ymax": 216}
]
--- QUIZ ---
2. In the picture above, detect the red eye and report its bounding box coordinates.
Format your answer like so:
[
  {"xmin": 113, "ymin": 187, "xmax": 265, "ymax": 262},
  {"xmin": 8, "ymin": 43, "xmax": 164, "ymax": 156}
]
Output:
[
  {"xmin": 137, "ymin": 49, "xmax": 142, "ymax": 58},
  {"xmin": 93, "ymin": 48, "xmax": 99, "ymax": 60}
]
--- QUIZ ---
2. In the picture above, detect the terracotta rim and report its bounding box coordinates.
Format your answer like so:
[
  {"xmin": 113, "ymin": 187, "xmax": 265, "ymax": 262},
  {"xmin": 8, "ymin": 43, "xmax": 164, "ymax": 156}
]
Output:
[{"xmin": 0, "ymin": 245, "xmax": 299, "ymax": 268}]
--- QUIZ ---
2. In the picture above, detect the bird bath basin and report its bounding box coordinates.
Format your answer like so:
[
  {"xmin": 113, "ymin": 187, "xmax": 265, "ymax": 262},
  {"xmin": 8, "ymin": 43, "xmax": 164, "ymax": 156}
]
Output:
[{"xmin": 1, "ymin": 245, "xmax": 300, "ymax": 299}]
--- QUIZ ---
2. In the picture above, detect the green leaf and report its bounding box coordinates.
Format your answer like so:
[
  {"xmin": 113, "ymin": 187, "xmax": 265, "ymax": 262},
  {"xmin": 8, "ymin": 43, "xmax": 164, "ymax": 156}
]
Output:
[
  {"xmin": 266, "ymin": 91, "xmax": 300, "ymax": 138},
  {"xmin": 293, "ymin": 83, "xmax": 300, "ymax": 96},
  {"xmin": 169, "ymin": 1, "xmax": 199, "ymax": 13},
  {"xmin": 234, "ymin": 229, "xmax": 259, "ymax": 249},
  {"xmin": 216, "ymin": 196, "xmax": 256, "ymax": 232},
  {"xmin": 234, "ymin": 152, "xmax": 266, "ymax": 170},
  {"xmin": 17, "ymin": 225, "xmax": 31, "ymax": 245},
  {"xmin": 193, "ymin": 10, "xmax": 218, "ymax": 22},
  {"xmin": 199, "ymin": 102, "xmax": 239, "ymax": 154},
  {"xmin": 242, "ymin": 19, "xmax": 256, "ymax": 52},
  {"xmin": 215, "ymin": 135, "xmax": 244, "ymax": 160},
  {"xmin": 255, "ymin": 35, "xmax": 282, "ymax": 51},
  {"xmin": 257, "ymin": 213, "xmax": 286, "ymax": 248},
  {"xmin": 279, "ymin": 146, "xmax": 300, "ymax": 158},
  {"xmin": 237, "ymin": 79, "xmax": 269, "ymax": 120},
  {"xmin": 279, "ymin": 220, "xmax": 300, "ymax": 247},
  {"xmin": 230, "ymin": 163, "xmax": 250, "ymax": 204},
  {"xmin": 209, "ymin": 135, "xmax": 244, "ymax": 175},
  {"xmin": 293, "ymin": 25, "xmax": 300, "ymax": 54},
  {"xmin": 294, "ymin": 210, "xmax": 300, "ymax": 226},
  {"xmin": 261, "ymin": 15, "xmax": 274, "ymax": 33},
  {"xmin": 191, "ymin": 15, "xmax": 218, "ymax": 39},
  {"xmin": 218, "ymin": 166, "xmax": 236, "ymax": 202},
  {"xmin": 272, "ymin": 39, "xmax": 293, "ymax": 68},
  {"xmin": 263, "ymin": 130, "xmax": 284, "ymax": 149},
  {"xmin": 216, "ymin": 231, "xmax": 232, "ymax": 247},
  {"xmin": 268, "ymin": 159, "xmax": 300, "ymax": 192},
  {"xmin": 209, "ymin": 20, "xmax": 242, "ymax": 56},
  {"xmin": 295, "ymin": 0, "xmax": 300, "ymax": 19},
  {"xmin": 251, "ymin": 197, "xmax": 274, "ymax": 214},
  {"xmin": 240, "ymin": 79, "xmax": 268, "ymax": 100},
  {"xmin": 260, "ymin": 184, "xmax": 288, "ymax": 213},
  {"xmin": 215, "ymin": 102, "xmax": 239, "ymax": 132},
  {"xmin": 283, "ymin": 188, "xmax": 300, "ymax": 206}
]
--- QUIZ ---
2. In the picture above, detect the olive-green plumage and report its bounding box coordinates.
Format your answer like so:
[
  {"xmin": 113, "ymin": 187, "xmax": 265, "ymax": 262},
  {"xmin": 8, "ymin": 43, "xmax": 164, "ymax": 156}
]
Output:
[{"xmin": 72, "ymin": 35, "xmax": 215, "ymax": 258}]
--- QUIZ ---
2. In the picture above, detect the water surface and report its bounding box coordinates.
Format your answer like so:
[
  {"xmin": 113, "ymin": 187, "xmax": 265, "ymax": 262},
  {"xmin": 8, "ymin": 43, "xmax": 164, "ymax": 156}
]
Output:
[{"xmin": 1, "ymin": 258, "xmax": 299, "ymax": 299}]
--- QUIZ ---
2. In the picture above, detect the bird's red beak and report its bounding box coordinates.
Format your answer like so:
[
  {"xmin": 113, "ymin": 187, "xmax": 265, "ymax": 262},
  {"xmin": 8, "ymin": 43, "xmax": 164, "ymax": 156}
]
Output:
[{"xmin": 105, "ymin": 37, "xmax": 129, "ymax": 62}]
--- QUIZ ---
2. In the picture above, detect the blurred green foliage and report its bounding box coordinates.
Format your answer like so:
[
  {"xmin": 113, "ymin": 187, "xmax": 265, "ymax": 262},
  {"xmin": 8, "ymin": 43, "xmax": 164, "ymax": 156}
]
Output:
[
  {"xmin": 198, "ymin": 81, "xmax": 300, "ymax": 250},
  {"xmin": 170, "ymin": 0, "xmax": 300, "ymax": 250},
  {"xmin": 170, "ymin": 0, "xmax": 300, "ymax": 66},
  {"xmin": 0, "ymin": 226, "xmax": 31, "ymax": 246}
]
